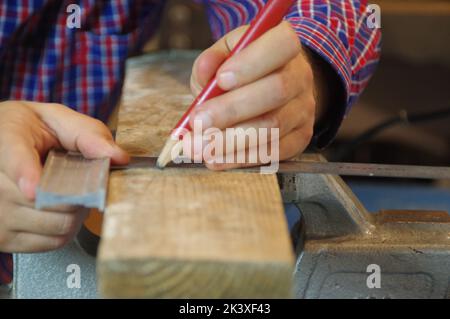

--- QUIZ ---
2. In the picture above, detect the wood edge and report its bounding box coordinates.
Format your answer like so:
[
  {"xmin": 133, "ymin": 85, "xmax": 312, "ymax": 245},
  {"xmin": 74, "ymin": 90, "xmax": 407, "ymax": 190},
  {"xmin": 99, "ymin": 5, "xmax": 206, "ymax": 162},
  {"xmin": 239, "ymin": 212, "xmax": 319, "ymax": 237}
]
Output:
[{"xmin": 97, "ymin": 257, "xmax": 294, "ymax": 299}]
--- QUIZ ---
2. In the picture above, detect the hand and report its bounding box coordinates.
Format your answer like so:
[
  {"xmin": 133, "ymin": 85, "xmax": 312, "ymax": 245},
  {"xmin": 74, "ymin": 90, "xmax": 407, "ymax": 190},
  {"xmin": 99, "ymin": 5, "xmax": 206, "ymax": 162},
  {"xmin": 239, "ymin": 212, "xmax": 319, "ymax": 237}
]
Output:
[
  {"xmin": 188, "ymin": 21, "xmax": 324, "ymax": 170},
  {"xmin": 0, "ymin": 101, "xmax": 129, "ymax": 252}
]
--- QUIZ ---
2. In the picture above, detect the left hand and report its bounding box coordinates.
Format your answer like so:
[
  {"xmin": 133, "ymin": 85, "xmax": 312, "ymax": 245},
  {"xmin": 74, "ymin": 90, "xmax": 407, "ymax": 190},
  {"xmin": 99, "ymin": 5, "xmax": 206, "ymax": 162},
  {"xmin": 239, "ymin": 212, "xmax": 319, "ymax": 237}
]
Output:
[{"xmin": 188, "ymin": 21, "xmax": 322, "ymax": 170}]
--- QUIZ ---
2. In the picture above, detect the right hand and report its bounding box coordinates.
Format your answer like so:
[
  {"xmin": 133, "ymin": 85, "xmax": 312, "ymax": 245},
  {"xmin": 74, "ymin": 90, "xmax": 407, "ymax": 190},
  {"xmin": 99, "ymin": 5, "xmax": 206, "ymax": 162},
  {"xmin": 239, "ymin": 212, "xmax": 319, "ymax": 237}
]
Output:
[{"xmin": 0, "ymin": 101, "xmax": 129, "ymax": 253}]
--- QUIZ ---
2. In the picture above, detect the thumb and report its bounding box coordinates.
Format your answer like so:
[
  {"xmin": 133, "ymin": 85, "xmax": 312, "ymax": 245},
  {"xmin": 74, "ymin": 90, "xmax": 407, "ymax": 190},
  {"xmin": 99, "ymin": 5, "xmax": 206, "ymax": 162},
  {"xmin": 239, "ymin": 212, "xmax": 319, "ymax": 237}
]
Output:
[
  {"xmin": 0, "ymin": 138, "xmax": 43, "ymax": 201},
  {"xmin": 27, "ymin": 102, "xmax": 130, "ymax": 165},
  {"xmin": 191, "ymin": 48, "xmax": 228, "ymax": 96},
  {"xmin": 0, "ymin": 103, "xmax": 55, "ymax": 200}
]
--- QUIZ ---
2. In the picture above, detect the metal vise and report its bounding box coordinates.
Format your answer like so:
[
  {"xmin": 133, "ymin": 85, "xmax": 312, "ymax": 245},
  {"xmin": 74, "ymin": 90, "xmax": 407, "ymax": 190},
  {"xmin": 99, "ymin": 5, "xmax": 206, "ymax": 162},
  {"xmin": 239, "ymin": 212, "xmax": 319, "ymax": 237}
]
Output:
[{"xmin": 279, "ymin": 155, "xmax": 450, "ymax": 299}]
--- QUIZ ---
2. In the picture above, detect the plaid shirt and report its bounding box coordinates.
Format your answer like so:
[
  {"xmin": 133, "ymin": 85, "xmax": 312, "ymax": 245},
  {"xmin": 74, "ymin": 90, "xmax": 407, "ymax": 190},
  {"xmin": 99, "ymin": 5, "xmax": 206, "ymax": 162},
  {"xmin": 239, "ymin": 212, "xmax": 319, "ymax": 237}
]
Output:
[{"xmin": 0, "ymin": 0, "xmax": 381, "ymax": 285}]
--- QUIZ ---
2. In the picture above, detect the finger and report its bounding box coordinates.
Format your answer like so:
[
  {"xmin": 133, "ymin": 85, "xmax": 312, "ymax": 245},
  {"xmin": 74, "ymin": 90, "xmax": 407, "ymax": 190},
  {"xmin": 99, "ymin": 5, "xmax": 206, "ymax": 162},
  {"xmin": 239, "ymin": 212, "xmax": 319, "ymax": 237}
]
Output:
[
  {"xmin": 232, "ymin": 96, "xmax": 315, "ymax": 139},
  {"xmin": 0, "ymin": 133, "xmax": 44, "ymax": 200},
  {"xmin": 180, "ymin": 131, "xmax": 213, "ymax": 163},
  {"xmin": 184, "ymin": 93, "xmax": 315, "ymax": 161},
  {"xmin": 217, "ymin": 21, "xmax": 301, "ymax": 91},
  {"xmin": 205, "ymin": 125, "xmax": 313, "ymax": 171},
  {"xmin": 190, "ymin": 25, "xmax": 249, "ymax": 95},
  {"xmin": 200, "ymin": 100, "xmax": 308, "ymax": 159},
  {"xmin": 26, "ymin": 102, "xmax": 130, "ymax": 165},
  {"xmin": 191, "ymin": 49, "xmax": 229, "ymax": 96},
  {"xmin": 3, "ymin": 232, "xmax": 72, "ymax": 253},
  {"xmin": 190, "ymin": 66, "xmax": 301, "ymax": 130},
  {"xmin": 180, "ymin": 126, "xmax": 249, "ymax": 164},
  {"xmin": 8, "ymin": 206, "xmax": 89, "ymax": 237},
  {"xmin": 211, "ymin": 25, "xmax": 250, "ymax": 55}
]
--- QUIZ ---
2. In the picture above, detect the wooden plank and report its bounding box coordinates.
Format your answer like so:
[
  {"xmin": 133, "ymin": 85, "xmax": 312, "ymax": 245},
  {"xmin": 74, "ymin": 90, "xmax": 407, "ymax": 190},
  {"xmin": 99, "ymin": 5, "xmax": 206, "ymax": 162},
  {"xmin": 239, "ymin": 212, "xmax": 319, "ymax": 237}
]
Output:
[
  {"xmin": 97, "ymin": 52, "xmax": 295, "ymax": 298},
  {"xmin": 36, "ymin": 150, "xmax": 110, "ymax": 210}
]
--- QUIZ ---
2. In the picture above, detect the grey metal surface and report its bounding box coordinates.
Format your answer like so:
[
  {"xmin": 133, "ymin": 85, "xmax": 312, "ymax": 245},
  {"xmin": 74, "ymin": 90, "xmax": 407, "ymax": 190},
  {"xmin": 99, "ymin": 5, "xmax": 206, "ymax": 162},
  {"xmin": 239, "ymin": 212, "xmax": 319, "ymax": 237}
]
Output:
[
  {"xmin": 13, "ymin": 241, "xmax": 98, "ymax": 299},
  {"xmin": 289, "ymin": 171, "xmax": 450, "ymax": 299},
  {"xmin": 36, "ymin": 150, "xmax": 110, "ymax": 211}
]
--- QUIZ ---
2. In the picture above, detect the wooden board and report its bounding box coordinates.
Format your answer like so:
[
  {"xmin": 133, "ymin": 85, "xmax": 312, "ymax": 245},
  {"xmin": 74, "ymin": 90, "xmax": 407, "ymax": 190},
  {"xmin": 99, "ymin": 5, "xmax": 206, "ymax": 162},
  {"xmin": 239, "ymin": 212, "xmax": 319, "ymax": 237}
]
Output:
[
  {"xmin": 97, "ymin": 52, "xmax": 295, "ymax": 298},
  {"xmin": 36, "ymin": 150, "xmax": 110, "ymax": 211}
]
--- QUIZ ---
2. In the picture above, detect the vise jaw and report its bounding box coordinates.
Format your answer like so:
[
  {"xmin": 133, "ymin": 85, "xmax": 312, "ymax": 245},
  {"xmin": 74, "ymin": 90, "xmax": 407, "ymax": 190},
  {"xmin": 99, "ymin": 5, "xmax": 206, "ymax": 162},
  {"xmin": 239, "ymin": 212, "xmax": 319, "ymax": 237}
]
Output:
[{"xmin": 278, "ymin": 154, "xmax": 450, "ymax": 299}]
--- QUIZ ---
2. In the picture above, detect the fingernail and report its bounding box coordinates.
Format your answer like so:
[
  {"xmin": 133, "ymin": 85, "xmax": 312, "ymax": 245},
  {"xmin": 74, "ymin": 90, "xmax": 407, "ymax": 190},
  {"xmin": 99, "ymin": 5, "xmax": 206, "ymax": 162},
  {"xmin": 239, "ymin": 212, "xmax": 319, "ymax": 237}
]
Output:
[
  {"xmin": 194, "ymin": 111, "xmax": 213, "ymax": 129},
  {"xmin": 218, "ymin": 72, "xmax": 238, "ymax": 90}
]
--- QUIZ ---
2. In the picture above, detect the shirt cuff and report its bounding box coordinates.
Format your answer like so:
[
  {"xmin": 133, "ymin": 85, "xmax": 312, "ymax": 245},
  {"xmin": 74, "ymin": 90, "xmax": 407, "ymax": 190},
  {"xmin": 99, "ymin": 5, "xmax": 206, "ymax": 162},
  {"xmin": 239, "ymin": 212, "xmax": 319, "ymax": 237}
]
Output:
[{"xmin": 287, "ymin": 16, "xmax": 352, "ymax": 148}]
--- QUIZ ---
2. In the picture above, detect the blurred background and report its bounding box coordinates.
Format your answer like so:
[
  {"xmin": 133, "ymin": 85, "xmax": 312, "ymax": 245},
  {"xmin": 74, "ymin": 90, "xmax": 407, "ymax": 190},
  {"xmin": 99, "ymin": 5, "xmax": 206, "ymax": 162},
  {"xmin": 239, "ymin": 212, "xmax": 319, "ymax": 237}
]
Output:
[{"xmin": 141, "ymin": 0, "xmax": 450, "ymax": 187}]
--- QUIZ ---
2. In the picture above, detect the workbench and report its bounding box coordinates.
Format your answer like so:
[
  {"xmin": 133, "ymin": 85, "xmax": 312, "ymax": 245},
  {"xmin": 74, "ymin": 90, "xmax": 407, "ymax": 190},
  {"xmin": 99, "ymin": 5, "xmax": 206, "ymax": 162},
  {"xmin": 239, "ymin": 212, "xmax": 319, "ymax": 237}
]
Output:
[
  {"xmin": 11, "ymin": 181, "xmax": 450, "ymax": 298},
  {"xmin": 10, "ymin": 52, "xmax": 450, "ymax": 299}
]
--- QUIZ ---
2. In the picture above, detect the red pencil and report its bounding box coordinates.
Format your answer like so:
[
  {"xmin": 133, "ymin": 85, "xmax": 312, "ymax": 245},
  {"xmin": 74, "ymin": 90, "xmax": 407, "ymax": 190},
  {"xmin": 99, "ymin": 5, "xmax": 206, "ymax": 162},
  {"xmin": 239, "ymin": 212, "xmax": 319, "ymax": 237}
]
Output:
[{"xmin": 156, "ymin": 0, "xmax": 296, "ymax": 168}]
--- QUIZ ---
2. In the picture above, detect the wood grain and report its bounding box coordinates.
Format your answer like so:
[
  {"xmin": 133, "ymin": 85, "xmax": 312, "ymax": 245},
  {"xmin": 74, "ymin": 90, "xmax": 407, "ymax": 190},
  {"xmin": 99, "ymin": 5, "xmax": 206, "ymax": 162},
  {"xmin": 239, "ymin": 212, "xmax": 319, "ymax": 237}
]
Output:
[
  {"xmin": 36, "ymin": 150, "xmax": 110, "ymax": 210},
  {"xmin": 97, "ymin": 52, "xmax": 294, "ymax": 298}
]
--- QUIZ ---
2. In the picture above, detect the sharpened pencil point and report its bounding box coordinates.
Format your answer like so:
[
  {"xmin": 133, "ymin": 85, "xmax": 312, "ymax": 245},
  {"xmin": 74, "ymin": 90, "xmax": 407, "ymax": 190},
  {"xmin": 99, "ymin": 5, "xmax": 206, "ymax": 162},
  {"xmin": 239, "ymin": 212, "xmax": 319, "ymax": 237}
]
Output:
[{"xmin": 156, "ymin": 139, "xmax": 183, "ymax": 169}]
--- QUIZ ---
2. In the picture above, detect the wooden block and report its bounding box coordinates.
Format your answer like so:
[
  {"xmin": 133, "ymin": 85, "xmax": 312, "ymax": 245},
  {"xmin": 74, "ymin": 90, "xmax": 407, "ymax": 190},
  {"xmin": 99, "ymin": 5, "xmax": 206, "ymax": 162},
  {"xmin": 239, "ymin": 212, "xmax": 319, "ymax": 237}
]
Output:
[
  {"xmin": 97, "ymin": 52, "xmax": 295, "ymax": 298},
  {"xmin": 36, "ymin": 150, "xmax": 110, "ymax": 210}
]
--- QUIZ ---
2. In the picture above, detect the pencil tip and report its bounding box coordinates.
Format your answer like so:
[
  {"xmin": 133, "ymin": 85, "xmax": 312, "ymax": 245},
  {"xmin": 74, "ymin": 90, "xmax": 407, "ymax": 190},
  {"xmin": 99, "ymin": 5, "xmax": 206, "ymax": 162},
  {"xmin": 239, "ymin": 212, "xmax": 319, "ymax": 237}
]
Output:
[
  {"xmin": 156, "ymin": 138, "xmax": 183, "ymax": 170},
  {"xmin": 155, "ymin": 159, "xmax": 164, "ymax": 170}
]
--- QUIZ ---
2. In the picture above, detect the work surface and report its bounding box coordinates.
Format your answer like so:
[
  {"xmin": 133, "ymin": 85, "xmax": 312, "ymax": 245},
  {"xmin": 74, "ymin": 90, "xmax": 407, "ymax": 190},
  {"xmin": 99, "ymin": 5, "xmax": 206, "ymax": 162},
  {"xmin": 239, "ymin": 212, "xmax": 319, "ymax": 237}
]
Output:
[
  {"xmin": 97, "ymin": 52, "xmax": 294, "ymax": 298},
  {"xmin": 11, "ymin": 52, "xmax": 450, "ymax": 299},
  {"xmin": 11, "ymin": 180, "xmax": 449, "ymax": 299}
]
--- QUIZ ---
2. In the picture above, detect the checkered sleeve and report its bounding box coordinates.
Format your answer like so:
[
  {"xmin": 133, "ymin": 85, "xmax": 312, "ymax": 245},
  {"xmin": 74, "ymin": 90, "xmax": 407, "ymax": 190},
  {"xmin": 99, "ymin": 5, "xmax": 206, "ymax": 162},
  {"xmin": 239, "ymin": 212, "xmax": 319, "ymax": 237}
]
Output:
[
  {"xmin": 0, "ymin": 0, "xmax": 165, "ymax": 121},
  {"xmin": 0, "ymin": 253, "xmax": 13, "ymax": 285},
  {"xmin": 0, "ymin": 1, "xmax": 167, "ymax": 284},
  {"xmin": 202, "ymin": 0, "xmax": 382, "ymax": 147}
]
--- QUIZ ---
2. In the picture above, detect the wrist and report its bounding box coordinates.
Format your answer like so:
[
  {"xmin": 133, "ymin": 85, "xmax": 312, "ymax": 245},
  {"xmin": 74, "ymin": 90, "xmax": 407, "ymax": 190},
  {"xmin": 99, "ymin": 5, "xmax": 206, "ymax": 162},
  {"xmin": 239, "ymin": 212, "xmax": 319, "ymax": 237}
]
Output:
[{"xmin": 301, "ymin": 47, "xmax": 330, "ymax": 124}]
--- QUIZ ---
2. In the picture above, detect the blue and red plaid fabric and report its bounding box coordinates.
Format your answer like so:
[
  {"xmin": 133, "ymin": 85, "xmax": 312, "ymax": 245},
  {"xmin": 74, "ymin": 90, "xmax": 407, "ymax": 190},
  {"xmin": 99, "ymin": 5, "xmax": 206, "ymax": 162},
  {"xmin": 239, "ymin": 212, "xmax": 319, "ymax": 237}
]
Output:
[
  {"xmin": 0, "ymin": 0, "xmax": 381, "ymax": 285},
  {"xmin": 0, "ymin": 253, "xmax": 12, "ymax": 285}
]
